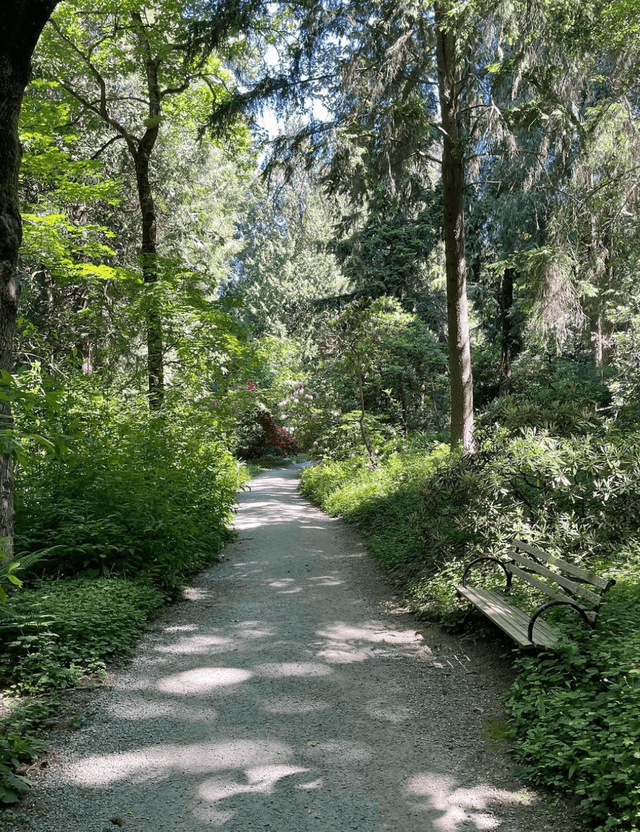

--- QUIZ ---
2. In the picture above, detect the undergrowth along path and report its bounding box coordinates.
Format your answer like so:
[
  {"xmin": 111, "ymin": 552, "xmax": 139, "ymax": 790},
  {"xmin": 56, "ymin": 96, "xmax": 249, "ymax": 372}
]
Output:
[{"xmin": 17, "ymin": 465, "xmax": 582, "ymax": 832}]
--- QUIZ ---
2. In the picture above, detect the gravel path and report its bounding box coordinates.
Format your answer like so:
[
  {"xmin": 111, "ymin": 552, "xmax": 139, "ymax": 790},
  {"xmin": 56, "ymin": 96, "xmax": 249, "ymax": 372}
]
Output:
[{"xmin": 14, "ymin": 465, "xmax": 583, "ymax": 832}]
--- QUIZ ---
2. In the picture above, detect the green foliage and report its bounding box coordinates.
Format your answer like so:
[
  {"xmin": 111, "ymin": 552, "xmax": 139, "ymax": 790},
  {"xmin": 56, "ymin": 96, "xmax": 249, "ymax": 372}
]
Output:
[
  {"xmin": 0, "ymin": 549, "xmax": 57, "ymax": 605},
  {"xmin": 0, "ymin": 577, "xmax": 164, "ymax": 803},
  {"xmin": 297, "ymin": 297, "xmax": 447, "ymax": 461},
  {"xmin": 227, "ymin": 169, "xmax": 348, "ymax": 345},
  {"xmin": 299, "ymin": 456, "xmax": 372, "ymax": 506},
  {"xmin": 0, "ymin": 366, "xmax": 69, "ymax": 469},
  {"xmin": 14, "ymin": 384, "xmax": 246, "ymax": 595},
  {"xmin": 505, "ymin": 551, "xmax": 640, "ymax": 831},
  {"xmin": 479, "ymin": 352, "xmax": 610, "ymax": 437},
  {"xmin": 0, "ymin": 700, "xmax": 46, "ymax": 805},
  {"xmin": 20, "ymin": 80, "xmax": 121, "ymax": 217},
  {"xmin": 333, "ymin": 188, "xmax": 442, "ymax": 307},
  {"xmin": 0, "ymin": 578, "xmax": 163, "ymax": 691},
  {"xmin": 18, "ymin": 80, "xmax": 124, "ymax": 280},
  {"xmin": 308, "ymin": 410, "xmax": 405, "ymax": 462}
]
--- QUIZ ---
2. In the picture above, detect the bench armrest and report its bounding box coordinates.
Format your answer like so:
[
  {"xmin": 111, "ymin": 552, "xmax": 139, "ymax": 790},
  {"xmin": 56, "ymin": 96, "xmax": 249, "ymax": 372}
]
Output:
[
  {"xmin": 528, "ymin": 599, "xmax": 594, "ymax": 644},
  {"xmin": 462, "ymin": 556, "xmax": 512, "ymax": 590}
]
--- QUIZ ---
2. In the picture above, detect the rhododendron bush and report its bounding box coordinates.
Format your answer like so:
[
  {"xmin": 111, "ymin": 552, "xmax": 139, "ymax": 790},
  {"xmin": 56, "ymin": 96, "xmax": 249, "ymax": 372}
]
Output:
[{"xmin": 235, "ymin": 380, "xmax": 300, "ymax": 459}]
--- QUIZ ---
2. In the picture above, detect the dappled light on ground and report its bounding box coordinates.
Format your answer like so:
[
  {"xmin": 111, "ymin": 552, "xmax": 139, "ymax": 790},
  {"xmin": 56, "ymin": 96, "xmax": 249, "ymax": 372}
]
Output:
[
  {"xmin": 28, "ymin": 467, "xmax": 558, "ymax": 832},
  {"xmin": 194, "ymin": 765, "xmax": 313, "ymax": 826},
  {"xmin": 253, "ymin": 662, "xmax": 334, "ymax": 678},
  {"xmin": 155, "ymin": 635, "xmax": 232, "ymax": 654},
  {"xmin": 406, "ymin": 773, "xmax": 532, "ymax": 831},
  {"xmin": 233, "ymin": 499, "xmax": 314, "ymax": 529},
  {"xmin": 157, "ymin": 667, "xmax": 253, "ymax": 694},
  {"xmin": 67, "ymin": 739, "xmax": 293, "ymax": 786},
  {"xmin": 313, "ymin": 621, "xmax": 433, "ymax": 664}
]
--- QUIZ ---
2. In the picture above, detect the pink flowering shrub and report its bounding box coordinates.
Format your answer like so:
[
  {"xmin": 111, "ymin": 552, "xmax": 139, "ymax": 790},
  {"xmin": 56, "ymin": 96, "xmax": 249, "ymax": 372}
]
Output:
[{"xmin": 236, "ymin": 381, "xmax": 300, "ymax": 459}]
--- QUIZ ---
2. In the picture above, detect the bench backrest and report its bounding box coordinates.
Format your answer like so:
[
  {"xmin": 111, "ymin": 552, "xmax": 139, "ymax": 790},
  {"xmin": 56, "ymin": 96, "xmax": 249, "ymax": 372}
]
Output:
[{"xmin": 507, "ymin": 540, "xmax": 616, "ymax": 622}]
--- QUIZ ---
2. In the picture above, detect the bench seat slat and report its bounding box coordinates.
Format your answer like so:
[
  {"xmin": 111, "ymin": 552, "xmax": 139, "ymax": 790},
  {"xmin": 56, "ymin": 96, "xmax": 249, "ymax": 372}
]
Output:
[
  {"xmin": 512, "ymin": 540, "xmax": 612, "ymax": 591},
  {"xmin": 456, "ymin": 584, "xmax": 558, "ymax": 649},
  {"xmin": 508, "ymin": 553, "xmax": 602, "ymax": 607}
]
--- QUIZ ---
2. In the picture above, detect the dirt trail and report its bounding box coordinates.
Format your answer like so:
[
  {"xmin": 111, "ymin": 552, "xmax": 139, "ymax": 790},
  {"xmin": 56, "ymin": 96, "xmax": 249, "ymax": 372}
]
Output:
[{"xmin": 15, "ymin": 465, "xmax": 583, "ymax": 831}]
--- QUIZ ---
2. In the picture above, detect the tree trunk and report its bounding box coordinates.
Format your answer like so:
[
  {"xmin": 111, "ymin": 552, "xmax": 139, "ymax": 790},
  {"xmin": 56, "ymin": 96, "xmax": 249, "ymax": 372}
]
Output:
[
  {"xmin": 0, "ymin": 1, "xmax": 59, "ymax": 556},
  {"xmin": 590, "ymin": 312, "xmax": 613, "ymax": 371},
  {"xmin": 499, "ymin": 267, "xmax": 516, "ymax": 394},
  {"xmin": 356, "ymin": 368, "xmax": 376, "ymax": 467},
  {"xmin": 132, "ymin": 14, "xmax": 164, "ymax": 410},
  {"xmin": 46, "ymin": 10, "xmax": 166, "ymax": 407},
  {"xmin": 589, "ymin": 238, "xmax": 614, "ymax": 371},
  {"xmin": 435, "ymin": 5, "xmax": 474, "ymax": 452},
  {"xmin": 133, "ymin": 145, "xmax": 164, "ymax": 410}
]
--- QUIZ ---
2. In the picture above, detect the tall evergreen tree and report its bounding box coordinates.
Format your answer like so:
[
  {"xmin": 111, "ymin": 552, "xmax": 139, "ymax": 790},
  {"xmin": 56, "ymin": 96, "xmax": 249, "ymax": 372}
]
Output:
[{"xmin": 283, "ymin": 0, "xmax": 522, "ymax": 450}]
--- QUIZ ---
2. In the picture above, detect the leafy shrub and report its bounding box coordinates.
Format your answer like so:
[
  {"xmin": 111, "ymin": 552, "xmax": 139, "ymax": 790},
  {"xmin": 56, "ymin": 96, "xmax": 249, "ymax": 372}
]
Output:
[
  {"xmin": 14, "ymin": 386, "xmax": 246, "ymax": 594},
  {"xmin": 0, "ymin": 578, "xmax": 164, "ymax": 691},
  {"xmin": 0, "ymin": 577, "xmax": 164, "ymax": 803},
  {"xmin": 236, "ymin": 407, "xmax": 300, "ymax": 459},
  {"xmin": 505, "ymin": 550, "xmax": 640, "ymax": 832},
  {"xmin": 479, "ymin": 352, "xmax": 610, "ymax": 437},
  {"xmin": 311, "ymin": 410, "xmax": 406, "ymax": 461},
  {"xmin": 283, "ymin": 298, "xmax": 448, "ymax": 460},
  {"xmin": 0, "ymin": 698, "xmax": 50, "ymax": 805}
]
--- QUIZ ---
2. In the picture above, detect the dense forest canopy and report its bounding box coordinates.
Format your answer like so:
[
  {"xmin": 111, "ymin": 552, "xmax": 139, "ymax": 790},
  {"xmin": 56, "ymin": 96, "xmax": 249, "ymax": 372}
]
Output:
[
  {"xmin": 0, "ymin": 0, "xmax": 636, "ymax": 560},
  {"xmin": 2, "ymin": 0, "xmax": 640, "ymax": 825},
  {"xmin": 0, "ymin": 0, "xmax": 636, "ymax": 551}
]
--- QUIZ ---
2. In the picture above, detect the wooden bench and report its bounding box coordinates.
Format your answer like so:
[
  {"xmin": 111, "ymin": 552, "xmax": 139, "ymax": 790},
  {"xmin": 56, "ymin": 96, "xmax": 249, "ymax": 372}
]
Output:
[{"xmin": 456, "ymin": 539, "xmax": 616, "ymax": 650}]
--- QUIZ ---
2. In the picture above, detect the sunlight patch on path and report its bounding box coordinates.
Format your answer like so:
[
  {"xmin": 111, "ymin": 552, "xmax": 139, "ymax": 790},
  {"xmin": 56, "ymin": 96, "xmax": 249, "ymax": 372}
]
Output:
[
  {"xmin": 66, "ymin": 739, "xmax": 294, "ymax": 787},
  {"xmin": 157, "ymin": 667, "xmax": 252, "ymax": 694},
  {"xmin": 406, "ymin": 773, "xmax": 533, "ymax": 831},
  {"xmin": 253, "ymin": 662, "xmax": 333, "ymax": 678}
]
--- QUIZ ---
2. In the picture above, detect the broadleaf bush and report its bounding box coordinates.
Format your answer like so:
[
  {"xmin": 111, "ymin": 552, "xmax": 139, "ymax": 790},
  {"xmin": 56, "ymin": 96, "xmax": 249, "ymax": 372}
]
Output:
[{"xmin": 14, "ymin": 385, "xmax": 247, "ymax": 594}]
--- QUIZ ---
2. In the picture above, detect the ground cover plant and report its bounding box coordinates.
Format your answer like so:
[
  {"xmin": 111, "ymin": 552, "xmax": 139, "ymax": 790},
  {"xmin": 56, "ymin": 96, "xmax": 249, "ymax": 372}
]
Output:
[
  {"xmin": 300, "ymin": 387, "xmax": 640, "ymax": 832},
  {"xmin": 0, "ymin": 578, "xmax": 165, "ymax": 804},
  {"xmin": 505, "ymin": 560, "xmax": 640, "ymax": 832}
]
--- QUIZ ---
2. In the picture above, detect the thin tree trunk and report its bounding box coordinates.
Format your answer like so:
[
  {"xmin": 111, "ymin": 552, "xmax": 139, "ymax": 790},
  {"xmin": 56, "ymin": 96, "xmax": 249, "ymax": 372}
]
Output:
[
  {"xmin": 132, "ymin": 13, "xmax": 164, "ymax": 410},
  {"xmin": 356, "ymin": 368, "xmax": 376, "ymax": 467},
  {"xmin": 499, "ymin": 267, "xmax": 515, "ymax": 394},
  {"xmin": 133, "ymin": 145, "xmax": 164, "ymax": 410},
  {"xmin": 590, "ymin": 311, "xmax": 613, "ymax": 371},
  {"xmin": 0, "ymin": 1, "xmax": 59, "ymax": 557},
  {"xmin": 589, "ymin": 237, "xmax": 614, "ymax": 371},
  {"xmin": 46, "ymin": 11, "xmax": 165, "ymax": 406},
  {"xmin": 72, "ymin": 206, "xmax": 95, "ymax": 374},
  {"xmin": 435, "ymin": 5, "xmax": 474, "ymax": 452}
]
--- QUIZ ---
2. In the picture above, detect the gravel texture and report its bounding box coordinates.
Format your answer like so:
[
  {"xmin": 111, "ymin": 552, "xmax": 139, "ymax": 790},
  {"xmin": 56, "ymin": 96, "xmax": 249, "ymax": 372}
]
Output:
[{"xmin": 12, "ymin": 464, "xmax": 584, "ymax": 832}]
